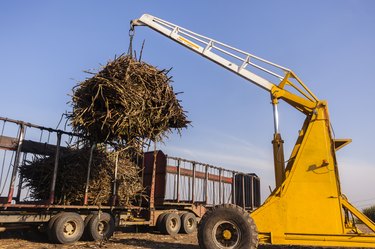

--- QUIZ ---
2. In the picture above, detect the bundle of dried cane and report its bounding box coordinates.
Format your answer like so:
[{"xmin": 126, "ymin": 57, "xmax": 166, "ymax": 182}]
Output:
[
  {"xmin": 69, "ymin": 54, "xmax": 189, "ymax": 150},
  {"xmin": 19, "ymin": 146, "xmax": 143, "ymax": 206}
]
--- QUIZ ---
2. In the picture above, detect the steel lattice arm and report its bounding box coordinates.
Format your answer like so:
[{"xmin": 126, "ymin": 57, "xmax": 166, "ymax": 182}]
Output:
[{"xmin": 131, "ymin": 14, "xmax": 319, "ymax": 114}]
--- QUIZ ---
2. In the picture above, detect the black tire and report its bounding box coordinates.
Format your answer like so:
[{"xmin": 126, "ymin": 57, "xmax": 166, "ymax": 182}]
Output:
[
  {"xmin": 86, "ymin": 212, "xmax": 115, "ymax": 241},
  {"xmin": 51, "ymin": 212, "xmax": 84, "ymax": 244},
  {"xmin": 47, "ymin": 212, "xmax": 65, "ymax": 243},
  {"xmin": 180, "ymin": 212, "xmax": 197, "ymax": 234},
  {"xmin": 160, "ymin": 212, "xmax": 181, "ymax": 235},
  {"xmin": 198, "ymin": 204, "xmax": 258, "ymax": 249},
  {"xmin": 156, "ymin": 212, "xmax": 168, "ymax": 232},
  {"xmin": 81, "ymin": 213, "xmax": 94, "ymax": 240}
]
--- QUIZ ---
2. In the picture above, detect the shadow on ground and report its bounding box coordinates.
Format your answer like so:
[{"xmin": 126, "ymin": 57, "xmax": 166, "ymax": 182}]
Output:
[
  {"xmin": 0, "ymin": 229, "xmax": 48, "ymax": 243},
  {"xmin": 111, "ymin": 237, "xmax": 199, "ymax": 249}
]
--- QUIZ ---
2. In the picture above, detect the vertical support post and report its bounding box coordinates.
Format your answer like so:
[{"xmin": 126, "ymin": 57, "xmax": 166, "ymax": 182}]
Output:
[
  {"xmin": 188, "ymin": 162, "xmax": 191, "ymax": 202},
  {"xmin": 83, "ymin": 143, "xmax": 96, "ymax": 205},
  {"xmin": 250, "ymin": 175, "xmax": 254, "ymax": 210},
  {"xmin": 49, "ymin": 132, "xmax": 61, "ymax": 205},
  {"xmin": 177, "ymin": 159, "xmax": 180, "ymax": 202},
  {"xmin": 212, "ymin": 175, "xmax": 215, "ymax": 206},
  {"xmin": 232, "ymin": 172, "xmax": 236, "ymax": 205},
  {"xmin": 149, "ymin": 150, "xmax": 158, "ymax": 210},
  {"xmin": 204, "ymin": 165, "xmax": 208, "ymax": 204},
  {"xmin": 16, "ymin": 153, "xmax": 27, "ymax": 202},
  {"xmin": 8, "ymin": 124, "xmax": 25, "ymax": 203},
  {"xmin": 223, "ymin": 173, "xmax": 225, "ymax": 204},
  {"xmin": 222, "ymin": 171, "xmax": 225, "ymax": 204},
  {"xmin": 112, "ymin": 151, "xmax": 119, "ymax": 206},
  {"xmin": 272, "ymin": 97, "xmax": 285, "ymax": 189},
  {"xmin": 163, "ymin": 157, "xmax": 168, "ymax": 203},
  {"xmin": 242, "ymin": 174, "xmax": 245, "ymax": 209},
  {"xmin": 192, "ymin": 163, "xmax": 196, "ymax": 203},
  {"xmin": 218, "ymin": 169, "xmax": 222, "ymax": 204}
]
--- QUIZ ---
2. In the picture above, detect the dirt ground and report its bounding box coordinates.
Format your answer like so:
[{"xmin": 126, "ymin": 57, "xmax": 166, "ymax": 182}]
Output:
[
  {"xmin": 0, "ymin": 230, "xmax": 313, "ymax": 249},
  {"xmin": 0, "ymin": 229, "xmax": 199, "ymax": 249},
  {"xmin": 0, "ymin": 227, "xmax": 374, "ymax": 249}
]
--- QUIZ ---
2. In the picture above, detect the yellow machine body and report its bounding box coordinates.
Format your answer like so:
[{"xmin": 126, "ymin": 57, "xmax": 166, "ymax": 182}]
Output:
[
  {"xmin": 130, "ymin": 14, "xmax": 375, "ymax": 248},
  {"xmin": 251, "ymin": 99, "xmax": 375, "ymax": 247}
]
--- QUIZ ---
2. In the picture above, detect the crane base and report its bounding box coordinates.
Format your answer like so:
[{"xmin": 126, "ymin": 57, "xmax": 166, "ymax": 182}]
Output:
[{"xmin": 251, "ymin": 103, "xmax": 375, "ymax": 248}]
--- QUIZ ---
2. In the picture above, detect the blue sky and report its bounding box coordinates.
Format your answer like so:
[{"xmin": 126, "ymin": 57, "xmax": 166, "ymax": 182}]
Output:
[{"xmin": 1, "ymin": 1, "xmax": 374, "ymax": 207}]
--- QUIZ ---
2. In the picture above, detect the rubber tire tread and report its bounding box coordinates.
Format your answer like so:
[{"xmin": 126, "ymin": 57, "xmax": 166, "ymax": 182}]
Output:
[
  {"xmin": 47, "ymin": 212, "xmax": 65, "ymax": 243},
  {"xmin": 198, "ymin": 204, "xmax": 258, "ymax": 249},
  {"xmin": 53, "ymin": 212, "xmax": 84, "ymax": 244},
  {"xmin": 86, "ymin": 212, "xmax": 115, "ymax": 241},
  {"xmin": 180, "ymin": 212, "xmax": 197, "ymax": 234},
  {"xmin": 156, "ymin": 213, "xmax": 168, "ymax": 232},
  {"xmin": 81, "ymin": 213, "xmax": 94, "ymax": 240},
  {"xmin": 160, "ymin": 212, "xmax": 181, "ymax": 235}
]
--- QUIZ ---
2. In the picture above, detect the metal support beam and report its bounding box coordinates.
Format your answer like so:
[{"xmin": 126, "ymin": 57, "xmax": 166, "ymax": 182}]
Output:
[
  {"xmin": 7, "ymin": 124, "xmax": 25, "ymax": 204},
  {"xmin": 49, "ymin": 132, "xmax": 61, "ymax": 204},
  {"xmin": 84, "ymin": 143, "xmax": 96, "ymax": 205}
]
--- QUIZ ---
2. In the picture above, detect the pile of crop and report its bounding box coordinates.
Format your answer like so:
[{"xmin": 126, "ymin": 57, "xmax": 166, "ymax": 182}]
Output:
[
  {"xmin": 69, "ymin": 54, "xmax": 189, "ymax": 151},
  {"xmin": 19, "ymin": 146, "xmax": 143, "ymax": 206},
  {"xmin": 21, "ymin": 52, "xmax": 188, "ymax": 205}
]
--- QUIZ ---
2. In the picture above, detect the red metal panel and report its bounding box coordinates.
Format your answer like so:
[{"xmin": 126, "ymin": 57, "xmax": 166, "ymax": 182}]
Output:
[{"xmin": 142, "ymin": 151, "xmax": 167, "ymax": 206}]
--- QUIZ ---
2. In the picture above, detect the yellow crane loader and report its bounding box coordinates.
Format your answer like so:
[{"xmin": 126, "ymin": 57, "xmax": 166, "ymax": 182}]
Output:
[{"xmin": 131, "ymin": 14, "xmax": 375, "ymax": 249}]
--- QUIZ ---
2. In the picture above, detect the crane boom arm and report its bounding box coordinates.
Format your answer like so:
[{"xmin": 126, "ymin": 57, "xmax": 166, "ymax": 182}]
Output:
[{"xmin": 131, "ymin": 14, "xmax": 319, "ymax": 114}]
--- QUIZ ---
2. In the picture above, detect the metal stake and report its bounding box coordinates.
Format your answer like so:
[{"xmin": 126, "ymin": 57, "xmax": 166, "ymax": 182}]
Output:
[
  {"xmin": 49, "ymin": 132, "xmax": 61, "ymax": 204},
  {"xmin": 84, "ymin": 143, "xmax": 96, "ymax": 205},
  {"xmin": 7, "ymin": 124, "xmax": 25, "ymax": 204}
]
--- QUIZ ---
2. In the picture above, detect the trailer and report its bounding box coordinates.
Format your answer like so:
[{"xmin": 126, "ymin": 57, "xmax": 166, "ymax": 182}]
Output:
[{"xmin": 0, "ymin": 116, "xmax": 260, "ymax": 243}]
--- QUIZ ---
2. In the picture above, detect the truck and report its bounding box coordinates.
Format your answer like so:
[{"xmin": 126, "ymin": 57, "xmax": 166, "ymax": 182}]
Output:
[
  {"xmin": 0, "ymin": 116, "xmax": 260, "ymax": 243},
  {"xmin": 130, "ymin": 14, "xmax": 375, "ymax": 249}
]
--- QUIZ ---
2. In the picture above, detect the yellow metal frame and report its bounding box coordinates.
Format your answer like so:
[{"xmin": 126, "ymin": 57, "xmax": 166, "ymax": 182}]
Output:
[
  {"xmin": 130, "ymin": 15, "xmax": 375, "ymax": 247},
  {"xmin": 251, "ymin": 73, "xmax": 375, "ymax": 247}
]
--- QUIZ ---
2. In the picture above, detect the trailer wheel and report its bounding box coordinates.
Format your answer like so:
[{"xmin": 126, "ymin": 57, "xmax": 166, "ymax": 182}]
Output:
[
  {"xmin": 86, "ymin": 212, "xmax": 115, "ymax": 241},
  {"xmin": 180, "ymin": 212, "xmax": 197, "ymax": 234},
  {"xmin": 160, "ymin": 212, "xmax": 181, "ymax": 235},
  {"xmin": 198, "ymin": 204, "xmax": 258, "ymax": 249},
  {"xmin": 52, "ymin": 212, "xmax": 84, "ymax": 244},
  {"xmin": 156, "ymin": 213, "xmax": 168, "ymax": 232},
  {"xmin": 47, "ymin": 212, "xmax": 65, "ymax": 243}
]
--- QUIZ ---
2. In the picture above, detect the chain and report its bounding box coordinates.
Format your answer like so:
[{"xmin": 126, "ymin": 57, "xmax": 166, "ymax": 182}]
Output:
[{"xmin": 128, "ymin": 28, "xmax": 135, "ymax": 57}]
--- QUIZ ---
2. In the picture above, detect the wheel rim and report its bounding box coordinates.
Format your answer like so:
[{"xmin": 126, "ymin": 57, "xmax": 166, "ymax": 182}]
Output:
[
  {"xmin": 187, "ymin": 217, "xmax": 195, "ymax": 229},
  {"xmin": 212, "ymin": 221, "xmax": 241, "ymax": 249},
  {"xmin": 63, "ymin": 221, "xmax": 77, "ymax": 237},
  {"xmin": 169, "ymin": 217, "xmax": 178, "ymax": 229},
  {"xmin": 97, "ymin": 221, "xmax": 108, "ymax": 235}
]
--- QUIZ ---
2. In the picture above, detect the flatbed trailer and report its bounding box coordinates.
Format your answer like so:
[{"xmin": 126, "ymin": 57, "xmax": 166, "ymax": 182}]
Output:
[{"xmin": 0, "ymin": 116, "xmax": 260, "ymax": 243}]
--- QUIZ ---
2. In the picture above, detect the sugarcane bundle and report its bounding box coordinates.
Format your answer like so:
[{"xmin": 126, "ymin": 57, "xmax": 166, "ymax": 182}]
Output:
[
  {"xmin": 69, "ymin": 54, "xmax": 189, "ymax": 150},
  {"xmin": 19, "ymin": 146, "xmax": 143, "ymax": 206}
]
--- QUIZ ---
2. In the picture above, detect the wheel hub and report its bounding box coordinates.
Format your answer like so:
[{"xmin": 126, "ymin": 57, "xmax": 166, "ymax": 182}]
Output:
[
  {"xmin": 170, "ymin": 218, "xmax": 177, "ymax": 228},
  {"xmin": 187, "ymin": 218, "xmax": 194, "ymax": 228},
  {"xmin": 212, "ymin": 221, "xmax": 241, "ymax": 248},
  {"xmin": 64, "ymin": 221, "xmax": 76, "ymax": 236},
  {"xmin": 98, "ymin": 221, "xmax": 105, "ymax": 234},
  {"xmin": 223, "ymin": 229, "xmax": 232, "ymax": 240}
]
